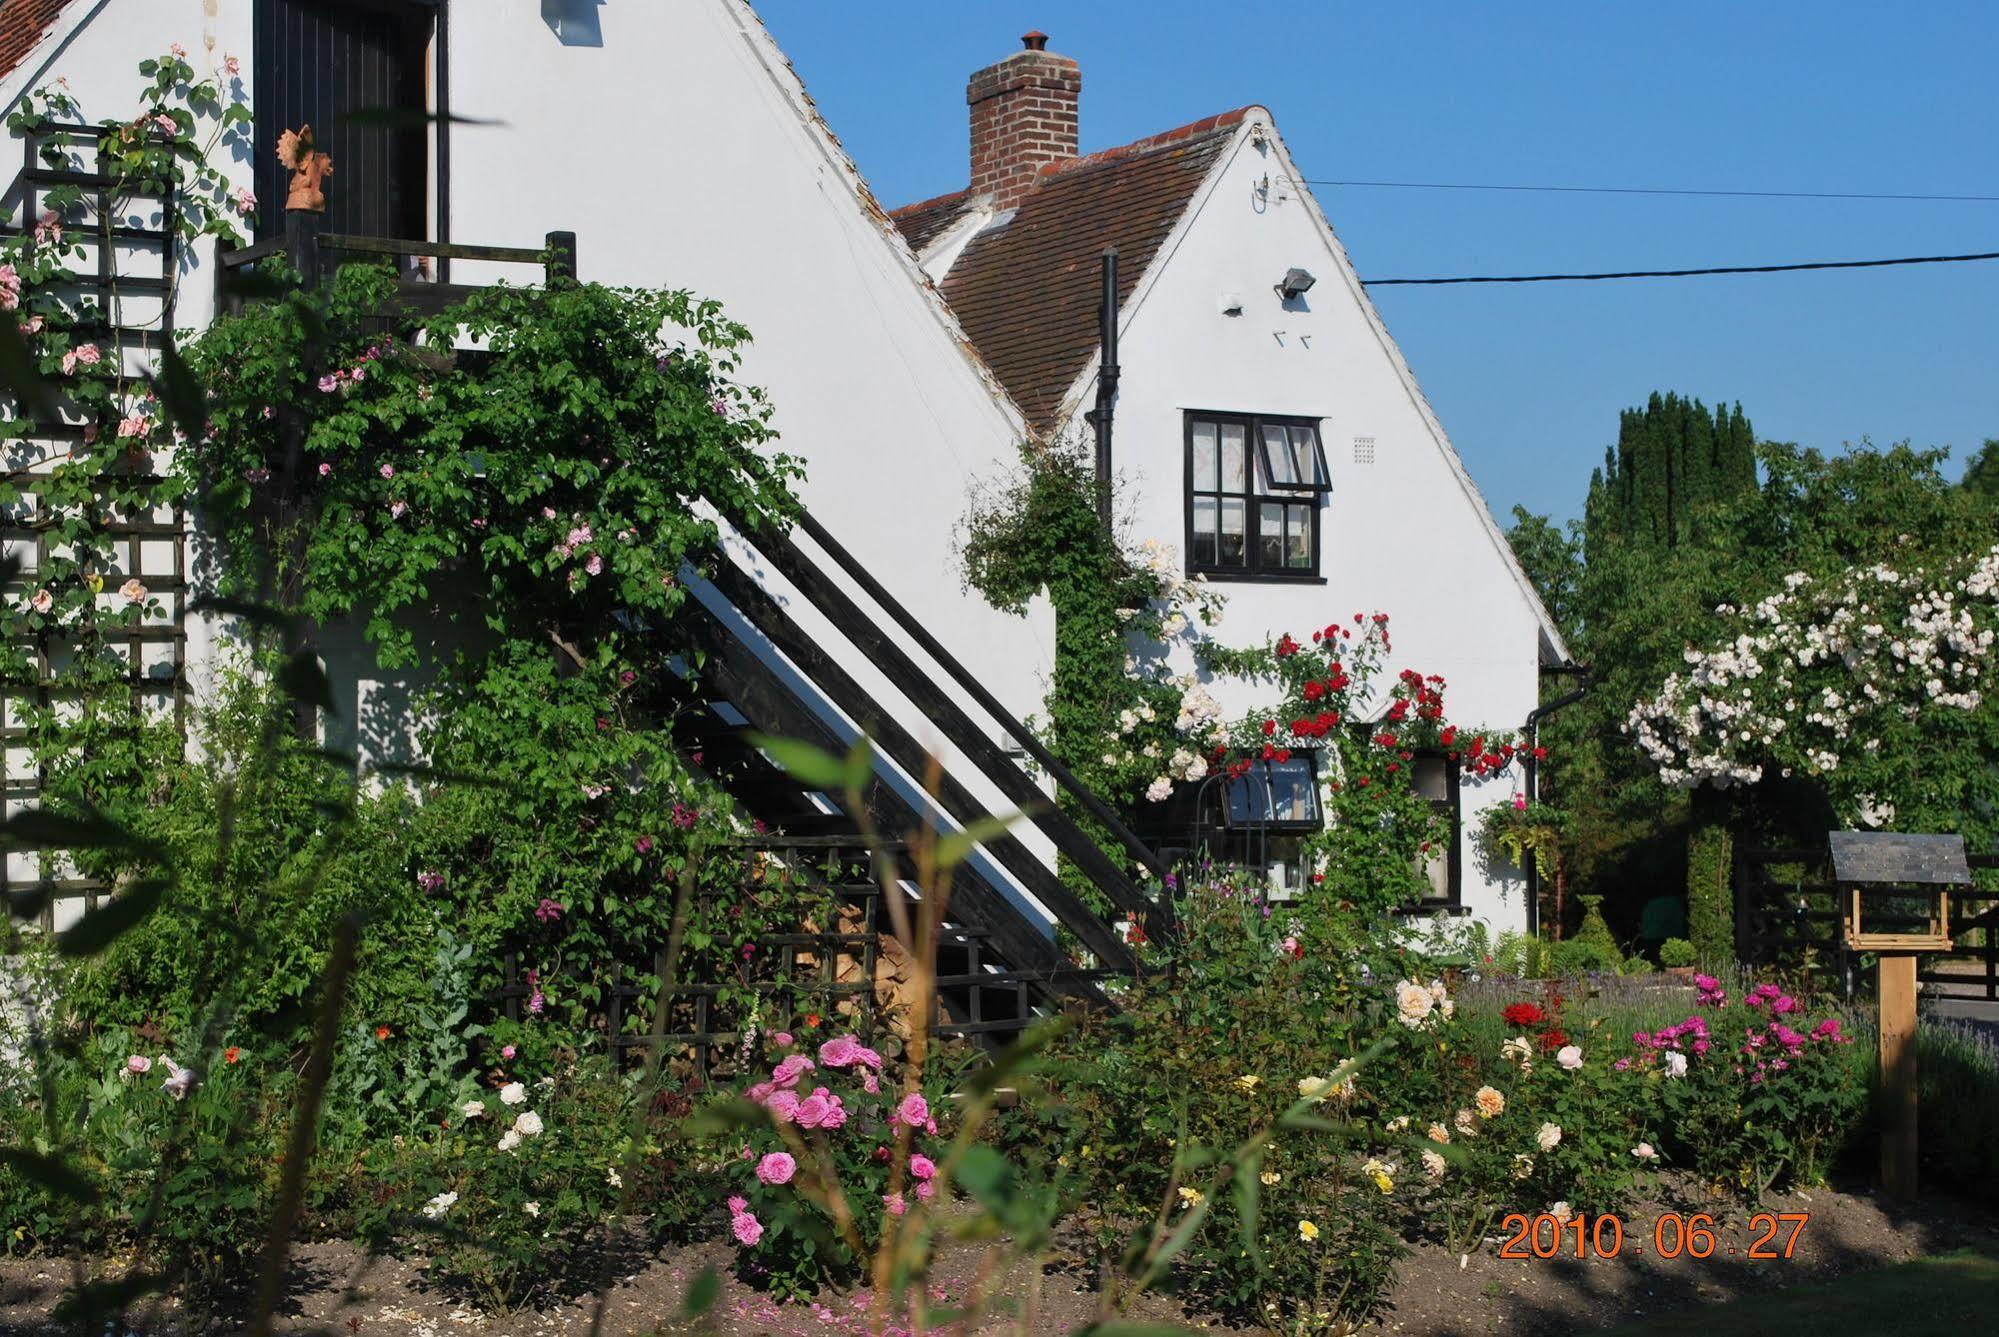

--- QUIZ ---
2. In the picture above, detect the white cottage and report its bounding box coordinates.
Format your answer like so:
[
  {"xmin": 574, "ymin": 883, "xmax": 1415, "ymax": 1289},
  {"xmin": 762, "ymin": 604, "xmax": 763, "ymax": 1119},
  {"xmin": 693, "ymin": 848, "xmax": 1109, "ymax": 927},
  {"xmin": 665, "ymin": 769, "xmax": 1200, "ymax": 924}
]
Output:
[{"xmin": 891, "ymin": 34, "xmax": 1572, "ymax": 931}]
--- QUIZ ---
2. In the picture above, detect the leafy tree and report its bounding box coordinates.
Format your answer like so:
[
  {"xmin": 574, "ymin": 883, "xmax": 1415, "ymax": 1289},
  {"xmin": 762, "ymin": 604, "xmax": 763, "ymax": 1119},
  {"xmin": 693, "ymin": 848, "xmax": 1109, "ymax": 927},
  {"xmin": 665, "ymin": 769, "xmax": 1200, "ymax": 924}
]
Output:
[
  {"xmin": 1503, "ymin": 505, "xmax": 1583, "ymax": 632},
  {"xmin": 1585, "ymin": 392, "xmax": 1756, "ymax": 551},
  {"xmin": 1957, "ymin": 437, "xmax": 1999, "ymax": 503}
]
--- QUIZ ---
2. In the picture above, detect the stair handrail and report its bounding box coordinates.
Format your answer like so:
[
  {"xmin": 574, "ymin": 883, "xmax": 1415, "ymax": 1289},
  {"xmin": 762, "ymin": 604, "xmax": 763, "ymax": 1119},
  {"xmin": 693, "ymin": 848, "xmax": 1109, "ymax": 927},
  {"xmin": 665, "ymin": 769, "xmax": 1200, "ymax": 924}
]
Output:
[{"xmin": 788, "ymin": 508, "xmax": 1172, "ymax": 884}]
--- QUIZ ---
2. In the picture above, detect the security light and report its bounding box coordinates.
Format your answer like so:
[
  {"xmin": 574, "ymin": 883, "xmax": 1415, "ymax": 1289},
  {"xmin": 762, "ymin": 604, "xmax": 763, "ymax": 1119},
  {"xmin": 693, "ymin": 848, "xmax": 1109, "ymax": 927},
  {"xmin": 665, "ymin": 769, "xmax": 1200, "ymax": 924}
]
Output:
[{"xmin": 1276, "ymin": 267, "xmax": 1316, "ymax": 300}]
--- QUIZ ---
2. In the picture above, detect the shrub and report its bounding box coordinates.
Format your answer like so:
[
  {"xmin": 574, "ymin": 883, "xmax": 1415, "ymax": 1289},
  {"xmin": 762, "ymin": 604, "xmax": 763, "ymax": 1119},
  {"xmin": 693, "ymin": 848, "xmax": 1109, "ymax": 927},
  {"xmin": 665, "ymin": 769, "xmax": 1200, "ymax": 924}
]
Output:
[
  {"xmin": 1629, "ymin": 974, "xmax": 1866, "ymax": 1193},
  {"xmin": 1659, "ymin": 937, "xmax": 1697, "ymax": 968},
  {"xmin": 996, "ymin": 877, "xmax": 1405, "ymax": 1330},
  {"xmin": 1687, "ymin": 821, "xmax": 1734, "ymax": 961},
  {"xmin": 1548, "ymin": 936, "xmax": 1624, "ymax": 977},
  {"xmin": 709, "ymin": 1030, "xmax": 960, "ymax": 1300}
]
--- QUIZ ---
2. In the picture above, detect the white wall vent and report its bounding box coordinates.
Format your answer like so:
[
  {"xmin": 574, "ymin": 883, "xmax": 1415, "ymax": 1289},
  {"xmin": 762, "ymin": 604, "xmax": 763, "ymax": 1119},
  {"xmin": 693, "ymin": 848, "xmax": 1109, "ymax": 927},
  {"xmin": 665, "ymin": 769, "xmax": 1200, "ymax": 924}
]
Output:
[{"xmin": 1353, "ymin": 435, "xmax": 1376, "ymax": 465}]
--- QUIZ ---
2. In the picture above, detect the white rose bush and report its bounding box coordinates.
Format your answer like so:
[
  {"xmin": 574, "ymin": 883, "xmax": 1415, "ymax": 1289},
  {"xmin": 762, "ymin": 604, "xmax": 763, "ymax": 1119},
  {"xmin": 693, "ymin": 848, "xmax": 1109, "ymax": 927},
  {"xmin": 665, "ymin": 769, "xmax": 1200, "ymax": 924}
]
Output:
[{"xmin": 1629, "ymin": 544, "xmax": 1999, "ymax": 834}]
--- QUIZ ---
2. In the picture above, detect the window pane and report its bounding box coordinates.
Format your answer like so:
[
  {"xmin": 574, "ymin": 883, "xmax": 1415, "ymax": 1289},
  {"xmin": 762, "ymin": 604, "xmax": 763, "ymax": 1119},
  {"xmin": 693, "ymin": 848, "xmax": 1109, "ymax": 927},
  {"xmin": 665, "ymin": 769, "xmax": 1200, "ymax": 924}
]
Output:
[
  {"xmin": 1261, "ymin": 423, "xmax": 1298, "ymax": 486},
  {"xmin": 1259, "ymin": 502, "xmax": 1283, "ymax": 568},
  {"xmin": 1220, "ymin": 422, "xmax": 1247, "ymax": 492},
  {"xmin": 1285, "ymin": 504, "xmax": 1312, "ymax": 567},
  {"xmin": 1191, "ymin": 496, "xmax": 1218, "ymax": 566},
  {"xmin": 1268, "ymin": 756, "xmax": 1318, "ymax": 822},
  {"xmin": 1191, "ymin": 420, "xmax": 1218, "ymax": 492},
  {"xmin": 1289, "ymin": 425, "xmax": 1324, "ymax": 486},
  {"xmin": 1418, "ymin": 842, "xmax": 1450, "ymax": 899},
  {"xmin": 1412, "ymin": 756, "xmax": 1449, "ymax": 802},
  {"xmin": 1219, "ymin": 498, "xmax": 1246, "ymax": 565}
]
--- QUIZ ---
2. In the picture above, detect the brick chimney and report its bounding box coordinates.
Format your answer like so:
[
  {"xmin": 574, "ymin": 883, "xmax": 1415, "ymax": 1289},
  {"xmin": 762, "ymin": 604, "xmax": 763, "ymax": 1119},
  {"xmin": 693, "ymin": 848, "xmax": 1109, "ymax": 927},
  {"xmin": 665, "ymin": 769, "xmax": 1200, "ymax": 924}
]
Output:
[{"xmin": 967, "ymin": 30, "xmax": 1079, "ymax": 209}]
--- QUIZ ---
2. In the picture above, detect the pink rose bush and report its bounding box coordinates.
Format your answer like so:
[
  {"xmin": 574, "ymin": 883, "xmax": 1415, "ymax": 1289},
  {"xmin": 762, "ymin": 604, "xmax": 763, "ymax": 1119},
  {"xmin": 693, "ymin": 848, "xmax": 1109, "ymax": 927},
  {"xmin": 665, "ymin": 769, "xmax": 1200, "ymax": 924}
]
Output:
[{"xmin": 725, "ymin": 1029, "xmax": 948, "ymax": 1296}]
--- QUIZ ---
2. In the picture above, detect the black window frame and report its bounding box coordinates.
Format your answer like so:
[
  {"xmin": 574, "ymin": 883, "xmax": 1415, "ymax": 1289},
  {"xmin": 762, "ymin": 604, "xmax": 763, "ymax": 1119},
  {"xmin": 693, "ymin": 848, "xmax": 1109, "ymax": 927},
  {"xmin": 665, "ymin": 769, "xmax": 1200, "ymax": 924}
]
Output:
[
  {"xmin": 1219, "ymin": 752, "xmax": 1322, "ymax": 833},
  {"xmin": 1403, "ymin": 748, "xmax": 1464, "ymax": 913},
  {"xmin": 1183, "ymin": 410, "xmax": 1329, "ymax": 583}
]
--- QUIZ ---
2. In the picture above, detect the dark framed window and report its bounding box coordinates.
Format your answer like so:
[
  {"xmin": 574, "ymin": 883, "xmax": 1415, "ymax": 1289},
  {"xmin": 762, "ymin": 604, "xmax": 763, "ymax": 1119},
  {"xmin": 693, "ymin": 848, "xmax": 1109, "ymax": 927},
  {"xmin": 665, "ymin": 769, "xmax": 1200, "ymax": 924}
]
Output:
[
  {"xmin": 1222, "ymin": 753, "xmax": 1321, "ymax": 830},
  {"xmin": 1185, "ymin": 411, "xmax": 1329, "ymax": 580},
  {"xmin": 1407, "ymin": 750, "xmax": 1463, "ymax": 910}
]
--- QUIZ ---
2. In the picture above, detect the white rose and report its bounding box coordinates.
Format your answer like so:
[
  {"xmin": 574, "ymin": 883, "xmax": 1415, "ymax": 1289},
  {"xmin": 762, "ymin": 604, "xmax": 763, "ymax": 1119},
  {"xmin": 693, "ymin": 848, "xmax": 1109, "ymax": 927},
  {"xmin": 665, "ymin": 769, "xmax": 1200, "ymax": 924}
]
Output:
[
  {"xmin": 523, "ymin": 1201, "xmax": 540, "ymax": 1217},
  {"xmin": 512, "ymin": 1109, "xmax": 544, "ymax": 1138},
  {"xmin": 1556, "ymin": 1045, "xmax": 1583, "ymax": 1071},
  {"xmin": 497, "ymin": 1129, "xmax": 522, "ymax": 1153},
  {"xmin": 1420, "ymin": 1149, "xmax": 1447, "ymax": 1180},
  {"xmin": 1663, "ymin": 1050, "xmax": 1688, "ymax": 1079},
  {"xmin": 1550, "ymin": 1201, "xmax": 1573, "ymax": 1223},
  {"xmin": 1536, "ymin": 1123, "xmax": 1562, "ymax": 1152},
  {"xmin": 421, "ymin": 1190, "xmax": 458, "ymax": 1220},
  {"xmin": 499, "ymin": 1081, "xmax": 527, "ymax": 1106},
  {"xmin": 460, "ymin": 1100, "xmax": 486, "ymax": 1119},
  {"xmin": 1631, "ymin": 1143, "xmax": 1658, "ymax": 1161},
  {"xmin": 1394, "ymin": 981, "xmax": 1435, "ymax": 1028}
]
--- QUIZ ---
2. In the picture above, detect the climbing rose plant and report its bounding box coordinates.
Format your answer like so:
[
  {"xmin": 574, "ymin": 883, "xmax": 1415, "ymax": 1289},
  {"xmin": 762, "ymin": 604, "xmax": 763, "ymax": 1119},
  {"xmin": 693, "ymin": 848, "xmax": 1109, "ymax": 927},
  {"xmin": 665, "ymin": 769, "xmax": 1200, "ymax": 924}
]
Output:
[{"xmin": 1628, "ymin": 543, "xmax": 1999, "ymax": 833}]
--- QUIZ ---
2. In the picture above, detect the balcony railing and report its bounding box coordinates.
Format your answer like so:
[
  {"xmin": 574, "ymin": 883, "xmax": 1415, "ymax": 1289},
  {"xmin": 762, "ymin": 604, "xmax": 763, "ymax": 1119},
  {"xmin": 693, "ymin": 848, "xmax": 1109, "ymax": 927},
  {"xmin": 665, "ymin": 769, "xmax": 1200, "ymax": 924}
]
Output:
[{"xmin": 216, "ymin": 216, "xmax": 576, "ymax": 316}]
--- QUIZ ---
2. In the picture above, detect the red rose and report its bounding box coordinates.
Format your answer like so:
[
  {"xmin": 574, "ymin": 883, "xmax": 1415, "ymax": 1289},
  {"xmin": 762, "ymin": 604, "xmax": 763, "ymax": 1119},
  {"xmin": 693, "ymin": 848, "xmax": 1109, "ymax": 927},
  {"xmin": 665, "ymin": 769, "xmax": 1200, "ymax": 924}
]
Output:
[
  {"xmin": 1537, "ymin": 1028, "xmax": 1569, "ymax": 1052},
  {"xmin": 1262, "ymin": 719, "xmax": 1277, "ymax": 737},
  {"xmin": 1303, "ymin": 681, "xmax": 1326, "ymax": 701},
  {"xmin": 1501, "ymin": 1002, "xmax": 1546, "ymax": 1026}
]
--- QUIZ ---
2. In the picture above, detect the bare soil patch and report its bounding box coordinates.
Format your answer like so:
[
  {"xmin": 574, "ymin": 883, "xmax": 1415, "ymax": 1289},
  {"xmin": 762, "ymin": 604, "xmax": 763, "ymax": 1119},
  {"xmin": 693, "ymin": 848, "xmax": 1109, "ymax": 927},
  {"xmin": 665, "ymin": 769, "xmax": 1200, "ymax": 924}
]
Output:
[{"xmin": 3, "ymin": 1178, "xmax": 1994, "ymax": 1335}]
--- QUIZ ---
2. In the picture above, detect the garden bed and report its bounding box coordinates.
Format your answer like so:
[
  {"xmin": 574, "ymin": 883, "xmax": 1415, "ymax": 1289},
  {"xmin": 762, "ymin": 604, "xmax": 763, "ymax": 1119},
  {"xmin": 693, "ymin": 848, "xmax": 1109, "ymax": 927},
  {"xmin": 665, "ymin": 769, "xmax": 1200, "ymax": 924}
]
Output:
[{"xmin": 4, "ymin": 1178, "xmax": 1994, "ymax": 1335}]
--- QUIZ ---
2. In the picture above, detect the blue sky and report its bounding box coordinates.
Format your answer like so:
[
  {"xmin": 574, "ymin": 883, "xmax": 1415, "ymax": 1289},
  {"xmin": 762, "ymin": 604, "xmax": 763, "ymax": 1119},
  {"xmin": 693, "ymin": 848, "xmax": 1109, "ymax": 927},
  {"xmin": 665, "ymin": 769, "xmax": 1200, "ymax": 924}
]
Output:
[{"xmin": 755, "ymin": 1, "xmax": 1998, "ymax": 525}]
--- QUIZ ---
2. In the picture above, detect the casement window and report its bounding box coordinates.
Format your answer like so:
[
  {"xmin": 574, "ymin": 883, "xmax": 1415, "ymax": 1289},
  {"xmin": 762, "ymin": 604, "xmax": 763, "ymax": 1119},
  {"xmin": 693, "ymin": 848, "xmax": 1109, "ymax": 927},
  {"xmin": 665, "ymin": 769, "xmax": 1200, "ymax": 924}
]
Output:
[
  {"xmin": 1184, "ymin": 411, "xmax": 1330, "ymax": 580},
  {"xmin": 1407, "ymin": 750, "xmax": 1464, "ymax": 911},
  {"xmin": 1217, "ymin": 752, "xmax": 1320, "ymax": 899}
]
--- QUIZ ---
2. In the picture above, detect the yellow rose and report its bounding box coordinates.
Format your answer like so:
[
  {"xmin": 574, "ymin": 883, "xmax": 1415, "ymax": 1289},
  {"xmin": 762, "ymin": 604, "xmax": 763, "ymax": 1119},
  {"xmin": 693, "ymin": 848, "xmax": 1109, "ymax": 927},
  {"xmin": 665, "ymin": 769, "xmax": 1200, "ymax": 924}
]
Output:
[{"xmin": 1298, "ymin": 1219, "xmax": 1320, "ymax": 1243}]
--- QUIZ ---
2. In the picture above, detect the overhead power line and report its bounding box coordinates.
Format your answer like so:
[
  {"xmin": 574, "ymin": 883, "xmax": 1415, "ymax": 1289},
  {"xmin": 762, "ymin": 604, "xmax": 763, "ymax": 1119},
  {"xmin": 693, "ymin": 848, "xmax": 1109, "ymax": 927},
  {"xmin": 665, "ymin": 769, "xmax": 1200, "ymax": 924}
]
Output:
[
  {"xmin": 1304, "ymin": 178, "xmax": 1999, "ymax": 204},
  {"xmin": 1364, "ymin": 249, "xmax": 1999, "ymax": 286}
]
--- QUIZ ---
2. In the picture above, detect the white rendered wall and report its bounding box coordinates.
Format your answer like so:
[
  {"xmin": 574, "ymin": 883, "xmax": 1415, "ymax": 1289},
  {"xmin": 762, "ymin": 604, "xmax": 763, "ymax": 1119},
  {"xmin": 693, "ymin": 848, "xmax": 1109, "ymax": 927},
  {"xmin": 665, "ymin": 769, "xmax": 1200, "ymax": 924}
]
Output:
[
  {"xmin": 444, "ymin": 0, "xmax": 1053, "ymax": 727},
  {"xmin": 1052, "ymin": 115, "xmax": 1549, "ymax": 931}
]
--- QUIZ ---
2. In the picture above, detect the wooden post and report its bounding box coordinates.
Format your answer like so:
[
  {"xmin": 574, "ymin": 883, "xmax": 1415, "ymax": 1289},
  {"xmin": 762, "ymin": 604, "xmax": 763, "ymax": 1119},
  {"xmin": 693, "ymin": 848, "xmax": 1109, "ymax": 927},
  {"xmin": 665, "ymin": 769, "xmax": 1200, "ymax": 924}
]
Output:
[
  {"xmin": 544, "ymin": 230, "xmax": 577, "ymax": 286},
  {"xmin": 1878, "ymin": 952, "xmax": 1919, "ymax": 1198}
]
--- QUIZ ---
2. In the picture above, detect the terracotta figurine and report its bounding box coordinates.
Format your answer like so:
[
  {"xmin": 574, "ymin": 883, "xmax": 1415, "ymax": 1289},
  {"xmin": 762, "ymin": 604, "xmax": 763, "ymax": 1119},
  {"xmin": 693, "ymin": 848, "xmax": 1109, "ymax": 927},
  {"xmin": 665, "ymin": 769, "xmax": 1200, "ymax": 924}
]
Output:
[{"xmin": 277, "ymin": 125, "xmax": 333, "ymax": 213}]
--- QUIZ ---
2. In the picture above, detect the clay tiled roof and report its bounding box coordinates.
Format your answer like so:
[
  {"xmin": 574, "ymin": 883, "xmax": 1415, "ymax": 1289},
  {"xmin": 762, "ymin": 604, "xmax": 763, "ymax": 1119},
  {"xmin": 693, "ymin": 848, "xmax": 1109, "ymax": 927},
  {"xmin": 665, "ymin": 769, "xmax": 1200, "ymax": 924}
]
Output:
[
  {"xmin": 890, "ymin": 109, "xmax": 1247, "ymax": 433},
  {"xmin": 0, "ymin": 0, "xmax": 71, "ymax": 82},
  {"xmin": 888, "ymin": 187, "xmax": 976, "ymax": 254}
]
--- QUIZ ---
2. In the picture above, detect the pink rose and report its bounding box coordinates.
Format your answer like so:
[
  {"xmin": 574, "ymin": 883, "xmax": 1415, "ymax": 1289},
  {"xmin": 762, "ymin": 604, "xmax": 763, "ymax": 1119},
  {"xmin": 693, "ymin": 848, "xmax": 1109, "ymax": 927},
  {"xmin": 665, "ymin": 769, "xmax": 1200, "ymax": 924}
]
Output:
[
  {"xmin": 726, "ymin": 1195, "xmax": 746, "ymax": 1214},
  {"xmin": 770, "ymin": 1031, "xmax": 794, "ymax": 1048},
  {"xmin": 915, "ymin": 1180, "xmax": 935, "ymax": 1202},
  {"xmin": 755, "ymin": 1152, "xmax": 796, "ymax": 1185},
  {"xmin": 908, "ymin": 1154, "xmax": 936, "ymax": 1181},
  {"xmin": 882, "ymin": 1191, "xmax": 906, "ymax": 1217},
  {"xmin": 896, "ymin": 1093, "xmax": 929, "ymax": 1128},
  {"xmin": 770, "ymin": 1054, "xmax": 815, "ymax": 1089},
  {"xmin": 764, "ymin": 1090, "xmax": 800, "ymax": 1123},
  {"xmin": 730, "ymin": 1209, "xmax": 762, "ymax": 1247}
]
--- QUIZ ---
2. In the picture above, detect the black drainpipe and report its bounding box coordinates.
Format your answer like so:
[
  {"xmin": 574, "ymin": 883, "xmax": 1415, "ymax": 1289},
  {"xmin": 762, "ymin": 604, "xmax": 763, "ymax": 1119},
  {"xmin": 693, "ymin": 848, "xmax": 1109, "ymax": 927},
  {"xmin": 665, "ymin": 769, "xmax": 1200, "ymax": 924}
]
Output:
[
  {"xmin": 1083, "ymin": 246, "xmax": 1119, "ymax": 532},
  {"xmin": 1522, "ymin": 661, "xmax": 1590, "ymax": 935}
]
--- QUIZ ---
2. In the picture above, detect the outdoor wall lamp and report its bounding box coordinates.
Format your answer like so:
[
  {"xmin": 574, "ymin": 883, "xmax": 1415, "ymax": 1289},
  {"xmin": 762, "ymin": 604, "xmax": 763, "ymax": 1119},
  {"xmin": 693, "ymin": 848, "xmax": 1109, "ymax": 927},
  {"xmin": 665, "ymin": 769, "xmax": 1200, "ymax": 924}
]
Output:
[{"xmin": 1276, "ymin": 267, "xmax": 1316, "ymax": 300}]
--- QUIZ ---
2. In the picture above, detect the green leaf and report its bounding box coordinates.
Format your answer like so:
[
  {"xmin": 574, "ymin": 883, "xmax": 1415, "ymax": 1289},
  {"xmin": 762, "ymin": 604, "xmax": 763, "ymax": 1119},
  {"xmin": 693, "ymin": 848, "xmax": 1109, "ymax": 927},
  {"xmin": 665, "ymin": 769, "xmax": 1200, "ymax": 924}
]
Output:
[
  {"xmin": 341, "ymin": 106, "xmax": 505, "ymax": 129},
  {"xmin": 681, "ymin": 1266, "xmax": 720, "ymax": 1317},
  {"xmin": 935, "ymin": 808, "xmax": 1033, "ymax": 869},
  {"xmin": 954, "ymin": 1143, "xmax": 1015, "ymax": 1209},
  {"xmin": 56, "ymin": 878, "xmax": 170, "ymax": 956},
  {"xmin": 6, "ymin": 805, "xmax": 150, "ymax": 851},
  {"xmin": 147, "ymin": 340, "xmax": 208, "ymax": 441},
  {"xmin": 1233, "ymin": 1150, "xmax": 1265, "ymax": 1275},
  {"xmin": 0, "ymin": 1148, "xmax": 100, "ymax": 1203},
  {"xmin": 0, "ymin": 316, "xmax": 59, "ymax": 423},
  {"xmin": 748, "ymin": 733, "xmax": 859, "ymax": 792}
]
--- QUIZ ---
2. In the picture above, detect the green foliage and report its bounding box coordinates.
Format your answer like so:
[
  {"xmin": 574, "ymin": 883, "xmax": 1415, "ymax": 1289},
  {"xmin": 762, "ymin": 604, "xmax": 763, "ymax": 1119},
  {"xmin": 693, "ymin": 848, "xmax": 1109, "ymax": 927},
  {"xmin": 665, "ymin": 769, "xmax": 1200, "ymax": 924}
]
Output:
[
  {"xmin": 994, "ymin": 878, "xmax": 1406, "ymax": 1330},
  {"xmin": 1478, "ymin": 798, "xmax": 1570, "ymax": 880},
  {"xmin": 1686, "ymin": 820, "xmax": 1734, "ymax": 963},
  {"xmin": 960, "ymin": 443, "xmax": 1218, "ymax": 900},
  {"xmin": 1658, "ymin": 936, "xmax": 1697, "ymax": 968},
  {"xmin": 1205, "ymin": 619, "xmax": 1531, "ymax": 922},
  {"xmin": 1504, "ymin": 505, "xmax": 1583, "ymax": 630},
  {"xmin": 1585, "ymin": 392, "xmax": 1756, "ymax": 551}
]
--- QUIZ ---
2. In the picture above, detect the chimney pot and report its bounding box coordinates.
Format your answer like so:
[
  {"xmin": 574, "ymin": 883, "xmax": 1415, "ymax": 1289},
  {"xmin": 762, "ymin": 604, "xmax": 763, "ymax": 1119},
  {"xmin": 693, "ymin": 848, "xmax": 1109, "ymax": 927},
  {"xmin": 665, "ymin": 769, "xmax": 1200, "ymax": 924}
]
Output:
[{"xmin": 1021, "ymin": 30, "xmax": 1048, "ymax": 51}]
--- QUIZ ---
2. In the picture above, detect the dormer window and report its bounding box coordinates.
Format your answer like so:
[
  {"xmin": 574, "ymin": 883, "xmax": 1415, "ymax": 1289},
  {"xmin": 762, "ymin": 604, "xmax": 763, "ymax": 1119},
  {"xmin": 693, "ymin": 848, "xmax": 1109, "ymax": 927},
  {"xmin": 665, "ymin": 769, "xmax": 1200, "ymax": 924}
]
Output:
[{"xmin": 1185, "ymin": 411, "xmax": 1328, "ymax": 581}]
